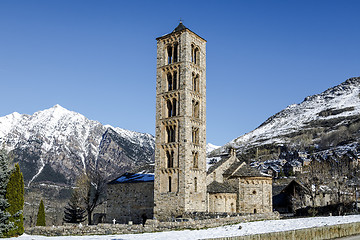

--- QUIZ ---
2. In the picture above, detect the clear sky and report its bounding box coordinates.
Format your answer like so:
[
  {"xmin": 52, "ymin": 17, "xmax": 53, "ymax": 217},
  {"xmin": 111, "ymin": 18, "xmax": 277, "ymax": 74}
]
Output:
[{"xmin": 1, "ymin": 0, "xmax": 360, "ymax": 146}]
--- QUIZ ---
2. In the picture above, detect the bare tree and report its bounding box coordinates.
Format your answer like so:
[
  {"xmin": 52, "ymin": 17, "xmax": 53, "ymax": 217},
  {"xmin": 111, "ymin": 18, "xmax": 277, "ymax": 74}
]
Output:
[{"xmin": 76, "ymin": 168, "xmax": 106, "ymax": 225}]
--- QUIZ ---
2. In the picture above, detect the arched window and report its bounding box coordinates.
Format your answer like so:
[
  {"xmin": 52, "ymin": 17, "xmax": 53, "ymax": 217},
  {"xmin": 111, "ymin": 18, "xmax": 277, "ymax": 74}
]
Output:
[
  {"xmin": 167, "ymin": 150, "xmax": 174, "ymax": 168},
  {"xmin": 173, "ymin": 71, "xmax": 177, "ymax": 90},
  {"xmin": 173, "ymin": 43, "xmax": 178, "ymax": 62},
  {"xmin": 194, "ymin": 177, "xmax": 198, "ymax": 192},
  {"xmin": 193, "ymin": 151, "xmax": 198, "ymax": 168},
  {"xmin": 192, "ymin": 128, "xmax": 199, "ymax": 144},
  {"xmin": 167, "ymin": 73, "xmax": 173, "ymax": 91},
  {"xmin": 192, "ymin": 73, "xmax": 199, "ymax": 92},
  {"xmin": 192, "ymin": 100, "xmax": 199, "ymax": 118},
  {"xmin": 167, "ymin": 45, "xmax": 173, "ymax": 64},
  {"xmin": 172, "ymin": 98, "xmax": 177, "ymax": 116},
  {"xmin": 166, "ymin": 126, "xmax": 176, "ymax": 142},
  {"xmin": 191, "ymin": 44, "xmax": 194, "ymax": 62},
  {"xmin": 194, "ymin": 47, "xmax": 200, "ymax": 65},
  {"xmin": 167, "ymin": 100, "xmax": 173, "ymax": 117},
  {"xmin": 169, "ymin": 176, "xmax": 172, "ymax": 192}
]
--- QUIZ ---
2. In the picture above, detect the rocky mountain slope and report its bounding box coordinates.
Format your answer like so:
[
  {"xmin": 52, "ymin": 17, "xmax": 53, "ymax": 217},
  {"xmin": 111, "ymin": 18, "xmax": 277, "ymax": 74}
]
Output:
[
  {"xmin": 0, "ymin": 104, "xmax": 155, "ymax": 185},
  {"xmin": 213, "ymin": 77, "xmax": 360, "ymax": 156}
]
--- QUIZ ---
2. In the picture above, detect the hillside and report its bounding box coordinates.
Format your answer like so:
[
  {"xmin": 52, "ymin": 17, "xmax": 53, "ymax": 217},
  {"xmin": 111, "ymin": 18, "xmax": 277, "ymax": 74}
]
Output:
[{"xmin": 211, "ymin": 77, "xmax": 360, "ymax": 157}]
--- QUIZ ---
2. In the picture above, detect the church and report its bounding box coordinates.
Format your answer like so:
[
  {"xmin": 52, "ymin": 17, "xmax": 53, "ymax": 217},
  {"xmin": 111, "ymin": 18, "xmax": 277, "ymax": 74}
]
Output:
[{"xmin": 106, "ymin": 22, "xmax": 272, "ymax": 224}]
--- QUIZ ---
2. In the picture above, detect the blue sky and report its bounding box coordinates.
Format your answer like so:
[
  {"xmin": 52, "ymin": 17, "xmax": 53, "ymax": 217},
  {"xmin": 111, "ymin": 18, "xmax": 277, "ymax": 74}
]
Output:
[{"xmin": 1, "ymin": 0, "xmax": 360, "ymax": 146}]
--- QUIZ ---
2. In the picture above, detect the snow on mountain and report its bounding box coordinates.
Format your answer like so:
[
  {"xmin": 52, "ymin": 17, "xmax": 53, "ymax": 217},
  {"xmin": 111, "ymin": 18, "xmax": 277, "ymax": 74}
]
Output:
[
  {"xmin": 0, "ymin": 105, "xmax": 155, "ymax": 185},
  {"xmin": 218, "ymin": 77, "xmax": 360, "ymax": 153},
  {"xmin": 206, "ymin": 143, "xmax": 220, "ymax": 154}
]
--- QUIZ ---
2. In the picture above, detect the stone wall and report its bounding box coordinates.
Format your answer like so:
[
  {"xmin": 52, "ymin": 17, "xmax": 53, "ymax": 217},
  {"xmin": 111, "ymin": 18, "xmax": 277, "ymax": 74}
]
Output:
[
  {"xmin": 203, "ymin": 221, "xmax": 360, "ymax": 240},
  {"xmin": 236, "ymin": 177, "xmax": 272, "ymax": 214},
  {"xmin": 106, "ymin": 181, "xmax": 154, "ymax": 224},
  {"xmin": 209, "ymin": 193, "xmax": 237, "ymax": 213},
  {"xmin": 25, "ymin": 212, "xmax": 279, "ymax": 236}
]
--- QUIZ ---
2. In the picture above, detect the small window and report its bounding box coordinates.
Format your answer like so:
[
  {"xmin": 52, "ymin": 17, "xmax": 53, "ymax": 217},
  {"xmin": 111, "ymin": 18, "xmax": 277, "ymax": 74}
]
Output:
[
  {"xmin": 167, "ymin": 73, "xmax": 173, "ymax": 91},
  {"xmin": 167, "ymin": 150, "xmax": 174, "ymax": 168},
  {"xmin": 193, "ymin": 151, "xmax": 198, "ymax": 168},
  {"xmin": 167, "ymin": 100, "xmax": 173, "ymax": 117},
  {"xmin": 166, "ymin": 126, "xmax": 176, "ymax": 142},
  {"xmin": 192, "ymin": 128, "xmax": 199, "ymax": 144},
  {"xmin": 192, "ymin": 100, "xmax": 199, "ymax": 118},
  {"xmin": 194, "ymin": 48, "xmax": 199, "ymax": 65},
  {"xmin": 167, "ymin": 45, "xmax": 173, "ymax": 64},
  {"xmin": 194, "ymin": 177, "xmax": 197, "ymax": 192},
  {"xmin": 169, "ymin": 176, "xmax": 172, "ymax": 192},
  {"xmin": 173, "ymin": 43, "xmax": 178, "ymax": 62}
]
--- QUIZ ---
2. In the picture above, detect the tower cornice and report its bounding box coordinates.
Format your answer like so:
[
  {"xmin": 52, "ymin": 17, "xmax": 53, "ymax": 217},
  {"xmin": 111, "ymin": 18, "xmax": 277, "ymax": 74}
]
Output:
[{"xmin": 156, "ymin": 28, "xmax": 206, "ymax": 42}]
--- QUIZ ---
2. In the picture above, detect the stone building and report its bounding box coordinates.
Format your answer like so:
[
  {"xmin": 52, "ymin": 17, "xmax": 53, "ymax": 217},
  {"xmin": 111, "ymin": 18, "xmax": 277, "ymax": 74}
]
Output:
[
  {"xmin": 207, "ymin": 149, "xmax": 272, "ymax": 214},
  {"xmin": 106, "ymin": 23, "xmax": 272, "ymax": 223},
  {"xmin": 106, "ymin": 173, "xmax": 154, "ymax": 224}
]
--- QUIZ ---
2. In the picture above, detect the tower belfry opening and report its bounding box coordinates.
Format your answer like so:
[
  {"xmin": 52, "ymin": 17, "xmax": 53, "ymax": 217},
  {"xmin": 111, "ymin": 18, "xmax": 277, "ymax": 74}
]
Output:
[{"xmin": 154, "ymin": 22, "xmax": 207, "ymax": 220}]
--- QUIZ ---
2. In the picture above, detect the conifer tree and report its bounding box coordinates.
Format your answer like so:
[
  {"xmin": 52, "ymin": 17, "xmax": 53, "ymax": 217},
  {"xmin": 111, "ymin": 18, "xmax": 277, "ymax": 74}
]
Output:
[
  {"xmin": 5, "ymin": 163, "xmax": 24, "ymax": 236},
  {"xmin": 36, "ymin": 199, "xmax": 46, "ymax": 226},
  {"xmin": 0, "ymin": 148, "xmax": 12, "ymax": 237},
  {"xmin": 63, "ymin": 190, "xmax": 86, "ymax": 224}
]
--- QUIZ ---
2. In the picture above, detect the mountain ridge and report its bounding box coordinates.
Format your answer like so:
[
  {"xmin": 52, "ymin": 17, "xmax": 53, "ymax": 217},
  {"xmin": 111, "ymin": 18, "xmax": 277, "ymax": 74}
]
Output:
[
  {"xmin": 213, "ymin": 77, "xmax": 360, "ymax": 155},
  {"xmin": 0, "ymin": 104, "xmax": 155, "ymax": 185}
]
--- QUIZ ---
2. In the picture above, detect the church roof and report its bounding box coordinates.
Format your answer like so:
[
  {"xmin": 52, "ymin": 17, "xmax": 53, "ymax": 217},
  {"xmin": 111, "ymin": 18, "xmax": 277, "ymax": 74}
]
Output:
[
  {"xmin": 173, "ymin": 22, "xmax": 187, "ymax": 32},
  {"xmin": 207, "ymin": 154, "xmax": 231, "ymax": 174},
  {"xmin": 207, "ymin": 181, "xmax": 237, "ymax": 193},
  {"xmin": 224, "ymin": 161, "xmax": 267, "ymax": 178},
  {"xmin": 156, "ymin": 22, "xmax": 206, "ymax": 42},
  {"xmin": 108, "ymin": 172, "xmax": 154, "ymax": 184}
]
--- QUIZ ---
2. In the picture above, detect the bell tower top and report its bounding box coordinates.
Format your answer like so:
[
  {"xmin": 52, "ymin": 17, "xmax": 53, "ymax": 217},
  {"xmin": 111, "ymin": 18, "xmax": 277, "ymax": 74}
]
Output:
[{"xmin": 156, "ymin": 22, "xmax": 206, "ymax": 42}]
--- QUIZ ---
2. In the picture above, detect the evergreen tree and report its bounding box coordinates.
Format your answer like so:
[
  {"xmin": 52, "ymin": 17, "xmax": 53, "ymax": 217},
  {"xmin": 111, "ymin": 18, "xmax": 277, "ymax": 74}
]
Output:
[
  {"xmin": 0, "ymin": 148, "xmax": 12, "ymax": 237},
  {"xmin": 36, "ymin": 199, "xmax": 46, "ymax": 226},
  {"xmin": 63, "ymin": 190, "xmax": 86, "ymax": 224},
  {"xmin": 5, "ymin": 163, "xmax": 24, "ymax": 237}
]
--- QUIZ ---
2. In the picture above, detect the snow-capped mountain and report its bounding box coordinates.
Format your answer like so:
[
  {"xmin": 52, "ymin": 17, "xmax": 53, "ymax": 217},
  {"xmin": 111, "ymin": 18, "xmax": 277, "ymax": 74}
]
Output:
[
  {"xmin": 206, "ymin": 143, "xmax": 220, "ymax": 154},
  {"xmin": 216, "ymin": 77, "xmax": 360, "ymax": 154},
  {"xmin": 0, "ymin": 105, "xmax": 155, "ymax": 185}
]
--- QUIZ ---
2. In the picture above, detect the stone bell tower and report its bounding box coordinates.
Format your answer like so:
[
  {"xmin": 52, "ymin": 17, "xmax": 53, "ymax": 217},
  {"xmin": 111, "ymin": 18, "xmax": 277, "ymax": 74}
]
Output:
[{"xmin": 154, "ymin": 22, "xmax": 207, "ymax": 220}]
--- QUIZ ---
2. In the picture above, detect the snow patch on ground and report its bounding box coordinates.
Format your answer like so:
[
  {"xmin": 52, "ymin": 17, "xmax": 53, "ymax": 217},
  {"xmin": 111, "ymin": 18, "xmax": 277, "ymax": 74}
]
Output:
[{"xmin": 14, "ymin": 215, "xmax": 360, "ymax": 240}]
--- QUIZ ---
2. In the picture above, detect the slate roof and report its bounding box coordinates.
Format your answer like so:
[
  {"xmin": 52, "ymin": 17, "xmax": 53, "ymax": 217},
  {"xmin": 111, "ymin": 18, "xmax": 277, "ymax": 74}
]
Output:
[
  {"xmin": 224, "ymin": 161, "xmax": 266, "ymax": 178},
  {"xmin": 173, "ymin": 22, "xmax": 187, "ymax": 32},
  {"xmin": 108, "ymin": 172, "xmax": 154, "ymax": 184},
  {"xmin": 207, "ymin": 154, "xmax": 231, "ymax": 174},
  {"xmin": 207, "ymin": 181, "xmax": 237, "ymax": 193},
  {"xmin": 156, "ymin": 22, "xmax": 206, "ymax": 41}
]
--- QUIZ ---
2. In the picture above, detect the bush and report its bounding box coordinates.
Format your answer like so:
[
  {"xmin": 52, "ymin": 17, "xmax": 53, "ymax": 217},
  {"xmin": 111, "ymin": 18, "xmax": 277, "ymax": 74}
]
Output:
[
  {"xmin": 36, "ymin": 200, "xmax": 46, "ymax": 226},
  {"xmin": 5, "ymin": 163, "xmax": 24, "ymax": 237}
]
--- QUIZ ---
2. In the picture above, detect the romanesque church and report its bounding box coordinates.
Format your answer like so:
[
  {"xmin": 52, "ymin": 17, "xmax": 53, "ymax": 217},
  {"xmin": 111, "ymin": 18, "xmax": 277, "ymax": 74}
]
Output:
[{"xmin": 106, "ymin": 23, "xmax": 272, "ymax": 224}]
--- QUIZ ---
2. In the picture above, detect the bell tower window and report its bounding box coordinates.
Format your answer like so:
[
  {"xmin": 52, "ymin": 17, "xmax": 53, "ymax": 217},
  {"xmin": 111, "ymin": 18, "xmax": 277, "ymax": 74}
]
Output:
[
  {"xmin": 166, "ymin": 125, "xmax": 176, "ymax": 143},
  {"xmin": 193, "ymin": 151, "xmax": 198, "ymax": 168},
  {"xmin": 173, "ymin": 43, "xmax": 178, "ymax": 62},
  {"xmin": 166, "ymin": 98, "xmax": 177, "ymax": 118},
  {"xmin": 192, "ymin": 100, "xmax": 200, "ymax": 118},
  {"xmin": 167, "ymin": 45, "xmax": 173, "ymax": 64},
  {"xmin": 169, "ymin": 176, "xmax": 172, "ymax": 192},
  {"xmin": 194, "ymin": 177, "xmax": 198, "ymax": 192},
  {"xmin": 191, "ymin": 44, "xmax": 200, "ymax": 65},
  {"xmin": 167, "ymin": 150, "xmax": 174, "ymax": 168},
  {"xmin": 192, "ymin": 127, "xmax": 199, "ymax": 144},
  {"xmin": 167, "ymin": 73, "xmax": 173, "ymax": 91},
  {"xmin": 192, "ymin": 73, "xmax": 199, "ymax": 92}
]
